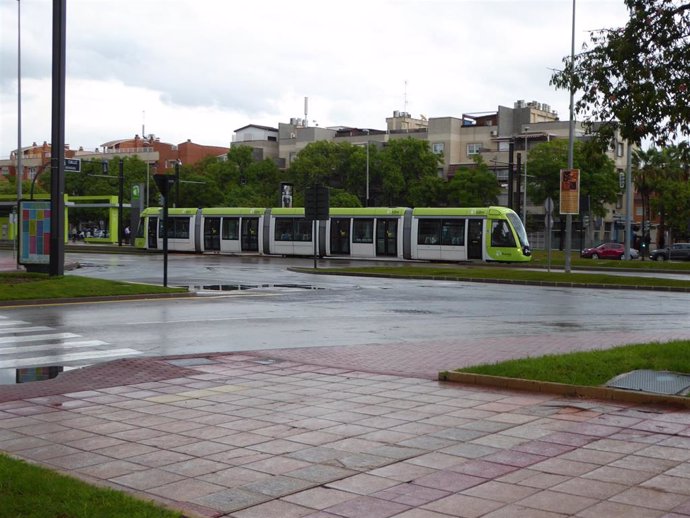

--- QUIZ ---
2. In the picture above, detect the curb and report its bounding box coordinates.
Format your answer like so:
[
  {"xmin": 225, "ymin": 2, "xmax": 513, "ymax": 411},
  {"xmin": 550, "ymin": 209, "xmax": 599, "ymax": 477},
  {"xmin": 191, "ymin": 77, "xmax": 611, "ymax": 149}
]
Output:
[
  {"xmin": 289, "ymin": 267, "xmax": 690, "ymax": 293},
  {"xmin": 0, "ymin": 291, "xmax": 197, "ymax": 308},
  {"xmin": 439, "ymin": 370, "xmax": 690, "ymax": 408}
]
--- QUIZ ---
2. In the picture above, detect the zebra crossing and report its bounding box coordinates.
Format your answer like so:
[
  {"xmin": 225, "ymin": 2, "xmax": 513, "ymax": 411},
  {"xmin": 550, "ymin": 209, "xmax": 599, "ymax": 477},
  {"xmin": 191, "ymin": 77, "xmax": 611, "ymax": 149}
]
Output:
[{"xmin": 0, "ymin": 315, "xmax": 142, "ymax": 371}]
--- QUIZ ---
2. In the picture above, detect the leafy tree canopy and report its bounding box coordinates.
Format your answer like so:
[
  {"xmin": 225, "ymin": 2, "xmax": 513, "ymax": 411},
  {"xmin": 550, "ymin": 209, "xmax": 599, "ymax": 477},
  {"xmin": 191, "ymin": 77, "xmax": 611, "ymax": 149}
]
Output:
[
  {"xmin": 446, "ymin": 157, "xmax": 501, "ymax": 207},
  {"xmin": 526, "ymin": 139, "xmax": 618, "ymax": 216},
  {"xmin": 551, "ymin": 0, "xmax": 690, "ymax": 146}
]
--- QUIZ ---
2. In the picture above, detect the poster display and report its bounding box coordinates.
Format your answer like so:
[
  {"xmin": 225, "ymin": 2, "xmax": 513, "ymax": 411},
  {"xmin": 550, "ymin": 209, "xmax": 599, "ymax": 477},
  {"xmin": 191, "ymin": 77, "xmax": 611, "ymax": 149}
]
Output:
[
  {"xmin": 559, "ymin": 169, "xmax": 580, "ymax": 215},
  {"xmin": 19, "ymin": 201, "xmax": 51, "ymax": 265}
]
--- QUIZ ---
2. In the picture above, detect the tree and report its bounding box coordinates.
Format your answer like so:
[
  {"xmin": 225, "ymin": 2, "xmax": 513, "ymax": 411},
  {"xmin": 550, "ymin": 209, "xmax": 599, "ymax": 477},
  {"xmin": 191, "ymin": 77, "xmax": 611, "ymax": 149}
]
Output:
[
  {"xmin": 633, "ymin": 145, "xmax": 690, "ymax": 245},
  {"xmin": 378, "ymin": 138, "xmax": 443, "ymax": 206},
  {"xmin": 527, "ymin": 139, "xmax": 618, "ymax": 216},
  {"xmin": 551, "ymin": 0, "xmax": 690, "ymax": 146},
  {"xmin": 446, "ymin": 157, "xmax": 501, "ymax": 207}
]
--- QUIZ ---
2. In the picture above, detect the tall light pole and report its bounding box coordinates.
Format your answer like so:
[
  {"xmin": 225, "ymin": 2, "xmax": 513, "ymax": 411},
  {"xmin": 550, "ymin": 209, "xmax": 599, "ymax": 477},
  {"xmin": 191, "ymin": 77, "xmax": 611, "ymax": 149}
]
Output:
[
  {"xmin": 366, "ymin": 142, "xmax": 370, "ymax": 207},
  {"xmin": 565, "ymin": 0, "xmax": 576, "ymax": 274},
  {"xmin": 522, "ymin": 127, "xmax": 529, "ymax": 223},
  {"xmin": 15, "ymin": 0, "xmax": 22, "ymax": 268},
  {"xmin": 16, "ymin": 0, "xmax": 22, "ymax": 200}
]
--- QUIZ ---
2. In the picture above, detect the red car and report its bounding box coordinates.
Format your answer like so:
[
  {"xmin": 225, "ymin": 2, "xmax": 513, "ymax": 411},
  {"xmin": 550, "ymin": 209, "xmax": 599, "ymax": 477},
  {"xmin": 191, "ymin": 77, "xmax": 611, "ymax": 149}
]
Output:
[{"xmin": 581, "ymin": 242, "xmax": 638, "ymax": 260}]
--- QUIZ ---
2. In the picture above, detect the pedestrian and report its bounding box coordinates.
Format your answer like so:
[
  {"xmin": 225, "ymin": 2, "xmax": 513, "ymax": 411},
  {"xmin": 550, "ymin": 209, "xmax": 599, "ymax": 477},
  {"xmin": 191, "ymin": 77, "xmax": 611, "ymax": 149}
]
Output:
[{"xmin": 124, "ymin": 225, "xmax": 131, "ymax": 243}]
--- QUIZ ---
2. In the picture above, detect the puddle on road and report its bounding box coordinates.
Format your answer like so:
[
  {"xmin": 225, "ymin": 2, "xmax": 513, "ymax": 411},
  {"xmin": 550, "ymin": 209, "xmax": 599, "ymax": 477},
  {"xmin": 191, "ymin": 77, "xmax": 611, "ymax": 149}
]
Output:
[
  {"xmin": 0, "ymin": 365, "xmax": 66, "ymax": 385},
  {"xmin": 189, "ymin": 283, "xmax": 324, "ymax": 292}
]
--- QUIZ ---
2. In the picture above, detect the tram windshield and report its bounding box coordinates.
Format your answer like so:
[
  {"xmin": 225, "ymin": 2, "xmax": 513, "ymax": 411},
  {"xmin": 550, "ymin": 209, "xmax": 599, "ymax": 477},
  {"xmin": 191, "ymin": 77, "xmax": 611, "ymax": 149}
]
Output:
[{"xmin": 506, "ymin": 212, "xmax": 529, "ymax": 248}]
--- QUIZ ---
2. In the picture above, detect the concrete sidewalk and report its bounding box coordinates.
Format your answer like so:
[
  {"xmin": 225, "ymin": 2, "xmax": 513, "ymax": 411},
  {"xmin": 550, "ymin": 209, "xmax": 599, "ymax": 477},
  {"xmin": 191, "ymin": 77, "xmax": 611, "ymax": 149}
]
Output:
[{"xmin": 3, "ymin": 353, "xmax": 690, "ymax": 517}]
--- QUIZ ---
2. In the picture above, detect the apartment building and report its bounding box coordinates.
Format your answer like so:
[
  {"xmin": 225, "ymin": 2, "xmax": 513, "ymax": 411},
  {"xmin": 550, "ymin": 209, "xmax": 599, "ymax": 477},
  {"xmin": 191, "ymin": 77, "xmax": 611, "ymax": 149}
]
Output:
[
  {"xmin": 232, "ymin": 100, "xmax": 635, "ymax": 244},
  {"xmin": 0, "ymin": 135, "xmax": 229, "ymax": 183}
]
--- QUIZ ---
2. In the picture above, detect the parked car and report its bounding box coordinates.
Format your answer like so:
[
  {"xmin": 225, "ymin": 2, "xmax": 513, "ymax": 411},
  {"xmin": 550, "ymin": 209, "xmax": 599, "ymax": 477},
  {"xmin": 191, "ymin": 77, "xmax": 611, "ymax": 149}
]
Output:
[
  {"xmin": 581, "ymin": 242, "xmax": 638, "ymax": 260},
  {"xmin": 650, "ymin": 243, "xmax": 690, "ymax": 261}
]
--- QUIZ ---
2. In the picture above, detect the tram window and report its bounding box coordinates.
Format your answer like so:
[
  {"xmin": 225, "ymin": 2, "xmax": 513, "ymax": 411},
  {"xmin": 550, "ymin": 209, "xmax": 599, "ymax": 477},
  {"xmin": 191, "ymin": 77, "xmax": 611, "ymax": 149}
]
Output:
[
  {"xmin": 418, "ymin": 219, "xmax": 441, "ymax": 245},
  {"xmin": 159, "ymin": 217, "xmax": 190, "ymax": 239},
  {"xmin": 222, "ymin": 218, "xmax": 239, "ymax": 240},
  {"xmin": 491, "ymin": 220, "xmax": 516, "ymax": 248},
  {"xmin": 275, "ymin": 218, "xmax": 293, "ymax": 241},
  {"xmin": 441, "ymin": 219, "xmax": 465, "ymax": 246},
  {"xmin": 276, "ymin": 218, "xmax": 312, "ymax": 241},
  {"xmin": 295, "ymin": 219, "xmax": 312, "ymax": 241},
  {"xmin": 135, "ymin": 221, "xmax": 144, "ymax": 238},
  {"xmin": 353, "ymin": 219, "xmax": 374, "ymax": 243}
]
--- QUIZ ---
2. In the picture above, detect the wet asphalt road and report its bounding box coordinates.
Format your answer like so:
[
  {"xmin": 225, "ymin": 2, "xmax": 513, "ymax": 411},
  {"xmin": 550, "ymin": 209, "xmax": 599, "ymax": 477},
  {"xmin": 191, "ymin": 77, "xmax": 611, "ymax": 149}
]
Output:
[{"xmin": 1, "ymin": 252, "xmax": 688, "ymax": 376}]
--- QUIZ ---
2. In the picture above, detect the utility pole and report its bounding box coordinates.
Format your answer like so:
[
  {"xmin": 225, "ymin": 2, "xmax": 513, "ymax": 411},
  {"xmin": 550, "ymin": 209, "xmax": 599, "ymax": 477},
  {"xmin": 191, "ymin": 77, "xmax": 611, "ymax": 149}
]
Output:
[
  {"xmin": 564, "ymin": 0, "xmax": 576, "ymax": 274},
  {"xmin": 118, "ymin": 158, "xmax": 124, "ymax": 246},
  {"xmin": 49, "ymin": 0, "xmax": 66, "ymax": 277}
]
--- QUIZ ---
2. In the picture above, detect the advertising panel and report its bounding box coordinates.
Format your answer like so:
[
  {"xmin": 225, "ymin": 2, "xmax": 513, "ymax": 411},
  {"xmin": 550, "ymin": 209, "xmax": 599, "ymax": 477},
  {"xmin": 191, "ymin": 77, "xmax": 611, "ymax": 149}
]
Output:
[
  {"xmin": 559, "ymin": 169, "xmax": 580, "ymax": 215},
  {"xmin": 19, "ymin": 201, "xmax": 51, "ymax": 265}
]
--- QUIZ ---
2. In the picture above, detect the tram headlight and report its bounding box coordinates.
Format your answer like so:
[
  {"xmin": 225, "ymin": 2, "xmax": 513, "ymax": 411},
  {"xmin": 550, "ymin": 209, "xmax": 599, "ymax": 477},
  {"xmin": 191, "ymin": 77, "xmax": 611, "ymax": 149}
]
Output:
[{"xmin": 523, "ymin": 245, "xmax": 531, "ymax": 256}]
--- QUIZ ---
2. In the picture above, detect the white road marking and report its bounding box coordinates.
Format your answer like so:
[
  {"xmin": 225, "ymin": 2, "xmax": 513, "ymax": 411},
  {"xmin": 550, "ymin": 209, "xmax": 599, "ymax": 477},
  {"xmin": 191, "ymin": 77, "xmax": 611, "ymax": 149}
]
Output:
[
  {"xmin": 0, "ymin": 326, "xmax": 53, "ymax": 335},
  {"xmin": 0, "ymin": 333, "xmax": 80, "ymax": 344},
  {"xmin": 0, "ymin": 340, "xmax": 108, "ymax": 355},
  {"xmin": 0, "ymin": 349, "xmax": 142, "ymax": 369}
]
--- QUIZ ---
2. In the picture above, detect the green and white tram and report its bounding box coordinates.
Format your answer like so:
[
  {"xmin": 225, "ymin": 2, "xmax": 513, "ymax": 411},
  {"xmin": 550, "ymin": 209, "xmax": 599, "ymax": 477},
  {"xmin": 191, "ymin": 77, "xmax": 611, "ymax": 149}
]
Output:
[{"xmin": 135, "ymin": 205, "xmax": 531, "ymax": 262}]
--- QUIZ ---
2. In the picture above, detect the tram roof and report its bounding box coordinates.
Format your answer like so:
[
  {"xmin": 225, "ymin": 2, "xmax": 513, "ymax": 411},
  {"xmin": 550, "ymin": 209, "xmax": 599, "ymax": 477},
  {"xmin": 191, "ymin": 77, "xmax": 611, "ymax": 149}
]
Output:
[{"xmin": 412, "ymin": 207, "xmax": 512, "ymax": 217}]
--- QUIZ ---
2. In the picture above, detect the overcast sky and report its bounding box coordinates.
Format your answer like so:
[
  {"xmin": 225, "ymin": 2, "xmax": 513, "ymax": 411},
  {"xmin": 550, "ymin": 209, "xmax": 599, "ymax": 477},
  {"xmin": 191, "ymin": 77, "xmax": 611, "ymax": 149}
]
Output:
[{"xmin": 0, "ymin": 0, "xmax": 630, "ymax": 158}]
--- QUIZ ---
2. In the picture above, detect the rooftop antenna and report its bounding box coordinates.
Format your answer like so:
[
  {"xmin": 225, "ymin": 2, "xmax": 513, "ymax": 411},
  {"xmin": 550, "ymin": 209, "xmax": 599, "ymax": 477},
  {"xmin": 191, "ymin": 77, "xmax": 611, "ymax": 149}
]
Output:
[
  {"xmin": 304, "ymin": 97, "xmax": 309, "ymax": 128},
  {"xmin": 142, "ymin": 110, "xmax": 145, "ymax": 139},
  {"xmin": 404, "ymin": 80, "xmax": 408, "ymax": 114}
]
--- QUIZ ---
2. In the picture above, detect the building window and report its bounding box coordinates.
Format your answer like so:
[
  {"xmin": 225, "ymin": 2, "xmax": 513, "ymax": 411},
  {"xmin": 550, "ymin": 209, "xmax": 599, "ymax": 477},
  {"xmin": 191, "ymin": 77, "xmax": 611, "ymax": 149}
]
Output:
[
  {"xmin": 498, "ymin": 141, "xmax": 510, "ymax": 152},
  {"xmin": 617, "ymin": 142, "xmax": 624, "ymax": 157},
  {"xmin": 432, "ymin": 143, "xmax": 444, "ymax": 155},
  {"xmin": 467, "ymin": 143, "xmax": 482, "ymax": 155}
]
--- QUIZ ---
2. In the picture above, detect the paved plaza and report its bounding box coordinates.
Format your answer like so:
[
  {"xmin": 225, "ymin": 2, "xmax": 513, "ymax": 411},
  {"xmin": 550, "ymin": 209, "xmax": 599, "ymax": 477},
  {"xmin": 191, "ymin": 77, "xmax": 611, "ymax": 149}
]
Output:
[
  {"xmin": 3, "ymin": 351, "xmax": 690, "ymax": 518},
  {"xmin": 3, "ymin": 251, "xmax": 690, "ymax": 516}
]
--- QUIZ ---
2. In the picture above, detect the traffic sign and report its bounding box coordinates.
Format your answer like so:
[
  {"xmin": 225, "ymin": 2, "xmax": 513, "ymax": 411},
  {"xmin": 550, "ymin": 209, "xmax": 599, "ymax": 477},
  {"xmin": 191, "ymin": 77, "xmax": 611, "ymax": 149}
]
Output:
[
  {"xmin": 64, "ymin": 158, "xmax": 81, "ymax": 172},
  {"xmin": 305, "ymin": 185, "xmax": 330, "ymax": 221},
  {"xmin": 544, "ymin": 197, "xmax": 554, "ymax": 214}
]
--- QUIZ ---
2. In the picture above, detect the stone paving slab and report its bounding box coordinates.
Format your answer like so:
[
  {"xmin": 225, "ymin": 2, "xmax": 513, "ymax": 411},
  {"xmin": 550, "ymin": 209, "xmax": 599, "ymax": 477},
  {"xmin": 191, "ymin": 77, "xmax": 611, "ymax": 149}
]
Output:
[{"xmin": 3, "ymin": 355, "xmax": 690, "ymax": 517}]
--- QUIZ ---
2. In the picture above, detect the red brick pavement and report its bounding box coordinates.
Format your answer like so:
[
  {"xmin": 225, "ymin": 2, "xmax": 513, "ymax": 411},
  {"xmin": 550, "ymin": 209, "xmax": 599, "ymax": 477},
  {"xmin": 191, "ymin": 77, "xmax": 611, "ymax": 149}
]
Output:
[{"xmin": 251, "ymin": 329, "xmax": 690, "ymax": 379}]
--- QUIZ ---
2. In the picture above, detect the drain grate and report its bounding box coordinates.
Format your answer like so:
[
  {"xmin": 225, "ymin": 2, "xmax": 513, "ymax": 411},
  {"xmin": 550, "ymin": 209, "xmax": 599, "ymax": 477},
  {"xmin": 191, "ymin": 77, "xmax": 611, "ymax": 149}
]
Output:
[{"xmin": 606, "ymin": 369, "xmax": 690, "ymax": 395}]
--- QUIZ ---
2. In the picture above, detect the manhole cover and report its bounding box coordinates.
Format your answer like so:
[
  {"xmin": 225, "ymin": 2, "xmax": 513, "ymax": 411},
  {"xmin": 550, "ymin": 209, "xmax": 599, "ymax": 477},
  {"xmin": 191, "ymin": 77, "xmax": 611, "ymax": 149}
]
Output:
[{"xmin": 606, "ymin": 369, "xmax": 690, "ymax": 395}]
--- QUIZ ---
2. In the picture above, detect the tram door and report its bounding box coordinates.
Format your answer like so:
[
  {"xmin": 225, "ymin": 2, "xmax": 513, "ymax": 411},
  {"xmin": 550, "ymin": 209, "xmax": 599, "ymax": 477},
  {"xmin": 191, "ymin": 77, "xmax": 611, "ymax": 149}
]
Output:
[
  {"xmin": 376, "ymin": 218, "xmax": 398, "ymax": 257},
  {"xmin": 330, "ymin": 218, "xmax": 350, "ymax": 255},
  {"xmin": 241, "ymin": 217, "xmax": 259, "ymax": 252},
  {"xmin": 147, "ymin": 217, "xmax": 158, "ymax": 249},
  {"xmin": 467, "ymin": 219, "xmax": 483, "ymax": 259},
  {"xmin": 204, "ymin": 217, "xmax": 221, "ymax": 251}
]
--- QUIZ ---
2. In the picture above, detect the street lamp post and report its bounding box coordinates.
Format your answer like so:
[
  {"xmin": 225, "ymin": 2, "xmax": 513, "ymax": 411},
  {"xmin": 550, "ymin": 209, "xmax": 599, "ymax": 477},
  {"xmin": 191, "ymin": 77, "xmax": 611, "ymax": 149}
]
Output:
[
  {"xmin": 118, "ymin": 158, "xmax": 124, "ymax": 247},
  {"xmin": 522, "ymin": 128, "xmax": 529, "ymax": 223},
  {"xmin": 16, "ymin": 0, "xmax": 22, "ymax": 269},
  {"xmin": 362, "ymin": 130, "xmax": 371, "ymax": 207},
  {"xmin": 565, "ymin": 0, "xmax": 577, "ymax": 274},
  {"xmin": 174, "ymin": 159, "xmax": 181, "ymax": 207}
]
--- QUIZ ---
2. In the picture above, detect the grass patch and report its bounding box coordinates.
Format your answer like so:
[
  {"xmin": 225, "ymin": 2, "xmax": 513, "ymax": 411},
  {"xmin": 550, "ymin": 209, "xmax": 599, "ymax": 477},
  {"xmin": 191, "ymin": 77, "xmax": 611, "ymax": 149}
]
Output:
[
  {"xmin": 316, "ymin": 264, "xmax": 690, "ymax": 289},
  {"xmin": 530, "ymin": 249, "xmax": 690, "ymax": 271},
  {"xmin": 0, "ymin": 272, "xmax": 186, "ymax": 302},
  {"xmin": 456, "ymin": 340, "xmax": 690, "ymax": 387},
  {"xmin": 0, "ymin": 454, "xmax": 184, "ymax": 518}
]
